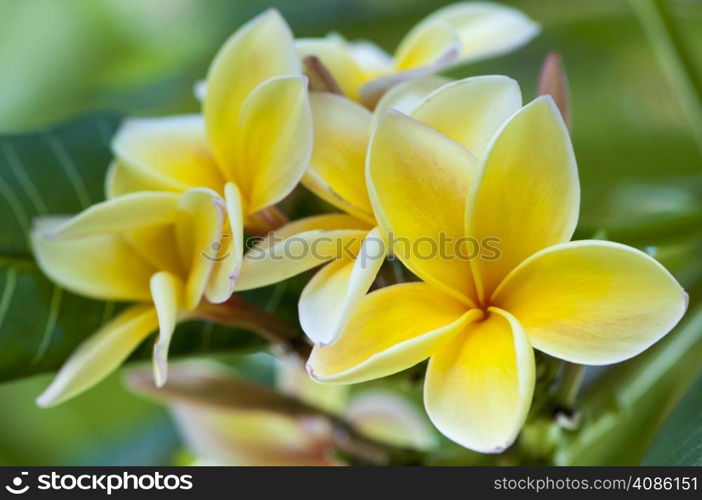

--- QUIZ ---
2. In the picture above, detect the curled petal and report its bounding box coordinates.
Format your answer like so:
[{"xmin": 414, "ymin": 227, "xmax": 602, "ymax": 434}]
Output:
[
  {"xmin": 175, "ymin": 188, "xmax": 224, "ymax": 310},
  {"xmin": 299, "ymin": 227, "xmax": 387, "ymax": 345},
  {"xmin": 205, "ymin": 183, "xmax": 245, "ymax": 303},
  {"xmin": 151, "ymin": 271, "xmax": 185, "ymax": 387}
]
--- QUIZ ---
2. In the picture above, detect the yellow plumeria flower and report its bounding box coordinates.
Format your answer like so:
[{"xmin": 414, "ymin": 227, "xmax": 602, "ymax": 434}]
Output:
[
  {"xmin": 306, "ymin": 91, "xmax": 688, "ymax": 452},
  {"xmin": 107, "ymin": 8, "xmax": 312, "ymax": 303},
  {"xmin": 32, "ymin": 188, "xmax": 223, "ymax": 406},
  {"xmin": 236, "ymin": 75, "xmax": 526, "ymax": 348},
  {"xmin": 297, "ymin": 1, "xmax": 539, "ymax": 105},
  {"xmin": 31, "ymin": 9, "xmax": 312, "ymax": 406}
]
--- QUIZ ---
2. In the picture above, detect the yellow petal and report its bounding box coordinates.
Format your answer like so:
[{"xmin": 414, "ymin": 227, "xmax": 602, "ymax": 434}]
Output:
[
  {"xmin": 36, "ymin": 305, "xmax": 158, "ymax": 407},
  {"xmin": 111, "ymin": 115, "xmax": 224, "ymax": 194},
  {"xmin": 151, "ymin": 271, "xmax": 185, "ymax": 387},
  {"xmin": 105, "ymin": 160, "xmax": 169, "ymax": 198},
  {"xmin": 205, "ymin": 183, "xmax": 245, "ymax": 303},
  {"xmin": 367, "ymin": 110, "xmax": 479, "ymax": 305},
  {"xmin": 124, "ymin": 224, "xmax": 186, "ymax": 278},
  {"xmin": 303, "ymin": 92, "xmax": 373, "ymax": 221},
  {"xmin": 492, "ymin": 240, "xmax": 688, "ymax": 365},
  {"xmin": 175, "ymin": 188, "xmax": 224, "ymax": 310},
  {"xmin": 49, "ymin": 192, "xmax": 180, "ymax": 238},
  {"xmin": 235, "ymin": 214, "xmax": 372, "ymax": 291},
  {"xmin": 307, "ymin": 283, "xmax": 480, "ymax": 384},
  {"xmin": 416, "ymin": 2, "xmax": 540, "ymax": 64},
  {"xmin": 358, "ymin": 23, "xmax": 460, "ymax": 107},
  {"xmin": 235, "ymin": 75, "xmax": 312, "ymax": 214},
  {"xmin": 296, "ymin": 37, "xmax": 367, "ymax": 100},
  {"xmin": 31, "ymin": 217, "xmax": 154, "ymax": 301},
  {"xmin": 394, "ymin": 21, "xmax": 461, "ymax": 71},
  {"xmin": 204, "ymin": 9, "xmax": 300, "ymax": 176},
  {"xmin": 411, "ymin": 75, "xmax": 522, "ymax": 157},
  {"xmin": 467, "ymin": 96, "xmax": 579, "ymax": 301},
  {"xmin": 372, "ymin": 75, "xmax": 449, "ymax": 129},
  {"xmin": 299, "ymin": 228, "xmax": 387, "ymax": 345},
  {"xmin": 425, "ymin": 307, "xmax": 535, "ymax": 453}
]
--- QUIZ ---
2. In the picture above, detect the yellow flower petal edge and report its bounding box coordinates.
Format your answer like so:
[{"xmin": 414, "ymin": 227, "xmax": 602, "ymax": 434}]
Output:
[
  {"xmin": 372, "ymin": 76, "xmax": 449, "ymax": 130},
  {"xmin": 205, "ymin": 183, "xmax": 245, "ymax": 303},
  {"xmin": 36, "ymin": 305, "xmax": 159, "ymax": 408},
  {"xmin": 31, "ymin": 217, "xmax": 155, "ymax": 301},
  {"xmin": 234, "ymin": 75, "xmax": 312, "ymax": 214},
  {"xmin": 174, "ymin": 188, "xmax": 225, "ymax": 310},
  {"xmin": 299, "ymin": 227, "xmax": 387, "ymax": 345},
  {"xmin": 393, "ymin": 20, "xmax": 461, "ymax": 71},
  {"xmin": 235, "ymin": 214, "xmax": 372, "ymax": 291},
  {"xmin": 304, "ymin": 92, "xmax": 374, "ymax": 221},
  {"xmin": 110, "ymin": 115, "xmax": 224, "ymax": 195},
  {"xmin": 204, "ymin": 8, "xmax": 300, "ymax": 174},
  {"xmin": 307, "ymin": 283, "xmax": 482, "ymax": 384},
  {"xmin": 49, "ymin": 191, "xmax": 180, "ymax": 238},
  {"xmin": 466, "ymin": 96, "xmax": 579, "ymax": 301},
  {"xmin": 410, "ymin": 75, "xmax": 522, "ymax": 157},
  {"xmin": 424, "ymin": 307, "xmax": 534, "ymax": 453},
  {"xmin": 492, "ymin": 240, "xmax": 688, "ymax": 365},
  {"xmin": 151, "ymin": 271, "xmax": 186, "ymax": 387},
  {"xmin": 367, "ymin": 109, "xmax": 479, "ymax": 305},
  {"xmin": 412, "ymin": 2, "xmax": 540, "ymax": 65}
]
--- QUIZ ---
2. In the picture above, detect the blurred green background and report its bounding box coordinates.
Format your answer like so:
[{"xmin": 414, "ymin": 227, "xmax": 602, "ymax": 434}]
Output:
[{"xmin": 0, "ymin": 0, "xmax": 701, "ymax": 465}]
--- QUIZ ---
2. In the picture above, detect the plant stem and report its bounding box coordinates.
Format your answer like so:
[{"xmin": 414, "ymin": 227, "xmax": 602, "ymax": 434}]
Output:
[
  {"xmin": 194, "ymin": 296, "xmax": 312, "ymax": 361},
  {"xmin": 554, "ymin": 362, "xmax": 586, "ymax": 411},
  {"xmin": 631, "ymin": 0, "xmax": 702, "ymax": 156}
]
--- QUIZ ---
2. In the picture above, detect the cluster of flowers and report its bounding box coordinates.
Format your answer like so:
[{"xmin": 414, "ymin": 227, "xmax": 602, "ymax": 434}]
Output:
[{"xmin": 32, "ymin": 3, "xmax": 687, "ymax": 453}]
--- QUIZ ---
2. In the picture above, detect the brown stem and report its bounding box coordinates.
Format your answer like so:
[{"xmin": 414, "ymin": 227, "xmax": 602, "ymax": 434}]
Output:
[
  {"xmin": 193, "ymin": 296, "xmax": 311, "ymax": 361},
  {"xmin": 303, "ymin": 55, "xmax": 344, "ymax": 95}
]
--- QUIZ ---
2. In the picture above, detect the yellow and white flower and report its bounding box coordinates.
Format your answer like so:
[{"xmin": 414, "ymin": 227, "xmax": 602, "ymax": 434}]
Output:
[
  {"xmin": 236, "ymin": 75, "xmax": 525, "ymax": 348},
  {"xmin": 306, "ymin": 89, "xmax": 688, "ymax": 452},
  {"xmin": 32, "ymin": 188, "xmax": 223, "ymax": 406},
  {"xmin": 31, "ymin": 9, "xmax": 312, "ymax": 406},
  {"xmin": 108, "ymin": 8, "xmax": 312, "ymax": 303},
  {"xmin": 297, "ymin": 2, "xmax": 539, "ymax": 105}
]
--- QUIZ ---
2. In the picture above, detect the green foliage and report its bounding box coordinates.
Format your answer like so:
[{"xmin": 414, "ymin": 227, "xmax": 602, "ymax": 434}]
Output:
[{"xmin": 643, "ymin": 372, "xmax": 702, "ymax": 465}]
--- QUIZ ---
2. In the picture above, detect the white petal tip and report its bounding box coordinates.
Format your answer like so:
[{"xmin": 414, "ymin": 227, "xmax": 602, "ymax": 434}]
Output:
[{"xmin": 35, "ymin": 393, "xmax": 54, "ymax": 409}]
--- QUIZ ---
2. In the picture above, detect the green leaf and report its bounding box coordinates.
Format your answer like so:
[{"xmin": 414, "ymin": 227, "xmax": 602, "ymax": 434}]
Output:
[
  {"xmin": 0, "ymin": 112, "xmax": 267, "ymax": 384},
  {"xmin": 643, "ymin": 372, "xmax": 702, "ymax": 465}
]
